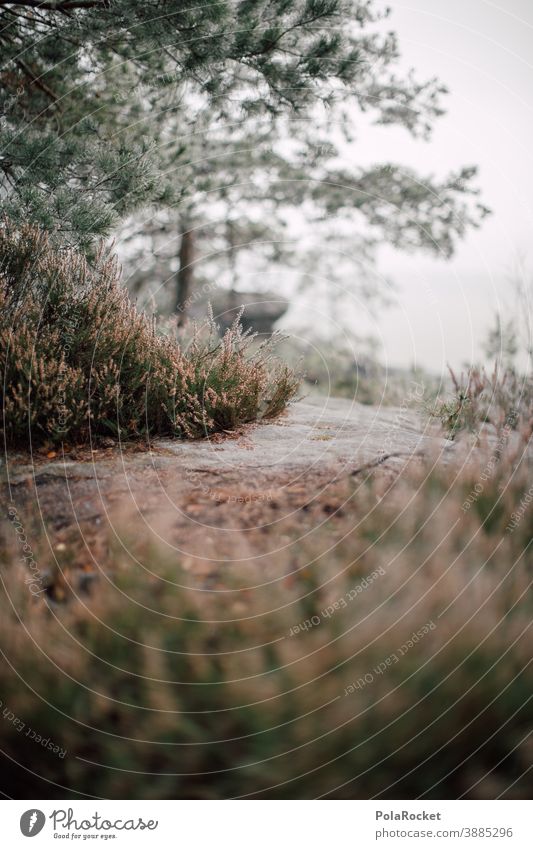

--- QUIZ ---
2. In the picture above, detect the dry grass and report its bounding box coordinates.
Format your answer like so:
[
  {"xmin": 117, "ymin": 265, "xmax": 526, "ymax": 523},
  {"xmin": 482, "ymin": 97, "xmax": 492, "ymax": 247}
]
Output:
[
  {"xmin": 0, "ymin": 414, "xmax": 531, "ymax": 799},
  {"xmin": 0, "ymin": 223, "xmax": 298, "ymax": 447},
  {"xmin": 429, "ymin": 365, "xmax": 533, "ymax": 439},
  {"xmin": 1, "ymin": 223, "xmax": 531, "ymax": 800}
]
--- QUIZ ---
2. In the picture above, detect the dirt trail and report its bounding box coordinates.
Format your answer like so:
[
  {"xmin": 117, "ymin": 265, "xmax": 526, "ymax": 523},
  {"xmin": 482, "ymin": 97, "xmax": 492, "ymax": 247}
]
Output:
[{"xmin": 2, "ymin": 396, "xmax": 452, "ymax": 574}]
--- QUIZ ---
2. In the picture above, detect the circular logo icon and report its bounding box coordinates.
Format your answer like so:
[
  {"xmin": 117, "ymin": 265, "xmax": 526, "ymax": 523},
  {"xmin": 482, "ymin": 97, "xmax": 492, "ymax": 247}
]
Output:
[{"xmin": 20, "ymin": 810, "xmax": 46, "ymax": 837}]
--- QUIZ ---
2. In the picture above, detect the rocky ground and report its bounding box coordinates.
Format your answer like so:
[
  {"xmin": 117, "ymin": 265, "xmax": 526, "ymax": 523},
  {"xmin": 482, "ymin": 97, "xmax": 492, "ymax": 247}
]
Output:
[{"xmin": 2, "ymin": 397, "xmax": 452, "ymax": 573}]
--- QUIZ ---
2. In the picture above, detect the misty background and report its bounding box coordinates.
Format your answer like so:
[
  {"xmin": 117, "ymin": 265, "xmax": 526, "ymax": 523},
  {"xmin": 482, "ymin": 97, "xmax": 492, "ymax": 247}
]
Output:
[
  {"xmin": 115, "ymin": 0, "xmax": 533, "ymax": 379},
  {"xmin": 307, "ymin": 0, "xmax": 533, "ymax": 373}
]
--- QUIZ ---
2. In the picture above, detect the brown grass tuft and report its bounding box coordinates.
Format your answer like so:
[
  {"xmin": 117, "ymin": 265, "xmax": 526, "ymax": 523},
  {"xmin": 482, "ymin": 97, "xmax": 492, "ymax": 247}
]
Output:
[{"xmin": 0, "ymin": 419, "xmax": 531, "ymax": 799}]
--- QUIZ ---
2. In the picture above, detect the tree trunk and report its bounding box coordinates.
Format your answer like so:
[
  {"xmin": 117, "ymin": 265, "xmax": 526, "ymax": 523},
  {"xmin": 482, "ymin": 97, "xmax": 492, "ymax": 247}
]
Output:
[{"xmin": 175, "ymin": 226, "xmax": 195, "ymax": 324}]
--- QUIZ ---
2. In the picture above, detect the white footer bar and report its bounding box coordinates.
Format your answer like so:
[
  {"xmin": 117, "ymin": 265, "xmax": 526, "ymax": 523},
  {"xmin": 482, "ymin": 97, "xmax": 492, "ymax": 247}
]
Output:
[{"xmin": 3, "ymin": 800, "xmax": 531, "ymax": 848}]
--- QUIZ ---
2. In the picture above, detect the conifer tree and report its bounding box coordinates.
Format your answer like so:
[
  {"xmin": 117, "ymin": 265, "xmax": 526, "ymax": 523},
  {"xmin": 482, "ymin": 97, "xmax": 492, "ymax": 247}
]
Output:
[
  {"xmin": 2, "ymin": 0, "xmax": 460, "ymax": 247},
  {"xmin": 118, "ymin": 106, "xmax": 488, "ymax": 318}
]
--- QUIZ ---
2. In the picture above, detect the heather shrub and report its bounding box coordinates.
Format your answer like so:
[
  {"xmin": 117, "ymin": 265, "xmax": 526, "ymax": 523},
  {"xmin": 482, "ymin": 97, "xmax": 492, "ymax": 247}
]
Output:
[
  {"xmin": 429, "ymin": 365, "xmax": 533, "ymax": 438},
  {"xmin": 0, "ymin": 224, "xmax": 298, "ymax": 446},
  {"xmin": 0, "ymin": 426, "xmax": 531, "ymax": 799}
]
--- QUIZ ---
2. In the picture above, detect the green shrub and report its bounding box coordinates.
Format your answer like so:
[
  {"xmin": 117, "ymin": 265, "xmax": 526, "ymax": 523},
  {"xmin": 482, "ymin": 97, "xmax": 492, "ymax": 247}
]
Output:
[{"xmin": 0, "ymin": 223, "xmax": 298, "ymax": 446}]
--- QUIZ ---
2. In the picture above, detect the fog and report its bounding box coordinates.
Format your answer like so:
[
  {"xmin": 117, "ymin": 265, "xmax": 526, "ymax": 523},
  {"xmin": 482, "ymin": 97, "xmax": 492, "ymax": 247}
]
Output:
[{"xmin": 286, "ymin": 0, "xmax": 533, "ymax": 372}]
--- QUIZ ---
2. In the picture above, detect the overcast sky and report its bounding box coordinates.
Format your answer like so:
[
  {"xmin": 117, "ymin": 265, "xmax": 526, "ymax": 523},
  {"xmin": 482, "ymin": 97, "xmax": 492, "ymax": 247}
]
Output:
[
  {"xmin": 284, "ymin": 0, "xmax": 533, "ymax": 373},
  {"xmin": 361, "ymin": 0, "xmax": 533, "ymax": 371}
]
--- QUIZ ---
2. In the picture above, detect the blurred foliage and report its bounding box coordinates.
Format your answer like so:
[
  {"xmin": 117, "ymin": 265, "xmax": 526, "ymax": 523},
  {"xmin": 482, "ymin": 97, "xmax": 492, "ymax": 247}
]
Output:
[
  {"xmin": 429, "ymin": 365, "xmax": 533, "ymax": 439},
  {"xmin": 277, "ymin": 335, "xmax": 440, "ymax": 406},
  {"xmin": 1, "ymin": 392, "xmax": 531, "ymax": 798}
]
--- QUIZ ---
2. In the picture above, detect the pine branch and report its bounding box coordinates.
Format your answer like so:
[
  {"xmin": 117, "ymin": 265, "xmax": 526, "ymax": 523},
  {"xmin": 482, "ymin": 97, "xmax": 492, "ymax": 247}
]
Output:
[
  {"xmin": 15, "ymin": 58, "xmax": 59, "ymax": 102},
  {"xmin": 0, "ymin": 1, "xmax": 105, "ymax": 10}
]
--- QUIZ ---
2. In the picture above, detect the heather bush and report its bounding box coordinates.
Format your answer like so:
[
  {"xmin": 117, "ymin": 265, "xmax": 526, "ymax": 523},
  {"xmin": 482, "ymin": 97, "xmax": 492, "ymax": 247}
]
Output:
[
  {"xmin": 0, "ymin": 224, "xmax": 298, "ymax": 447},
  {"xmin": 429, "ymin": 365, "xmax": 533, "ymax": 438},
  {"xmin": 0, "ymin": 424, "xmax": 531, "ymax": 799}
]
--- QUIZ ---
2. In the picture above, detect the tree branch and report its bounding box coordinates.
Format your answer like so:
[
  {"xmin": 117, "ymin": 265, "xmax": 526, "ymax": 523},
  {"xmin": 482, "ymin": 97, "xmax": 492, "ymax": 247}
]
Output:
[
  {"xmin": 0, "ymin": 1, "xmax": 105, "ymax": 10},
  {"xmin": 15, "ymin": 58, "xmax": 58, "ymax": 102}
]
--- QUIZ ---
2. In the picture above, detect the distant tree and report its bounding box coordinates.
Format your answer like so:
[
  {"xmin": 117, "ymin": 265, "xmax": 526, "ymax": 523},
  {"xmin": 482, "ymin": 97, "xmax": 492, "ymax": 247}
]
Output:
[
  {"xmin": 484, "ymin": 313, "xmax": 519, "ymax": 366},
  {"xmin": 484, "ymin": 265, "xmax": 533, "ymax": 367},
  {"xmin": 118, "ymin": 104, "xmax": 488, "ymax": 320}
]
